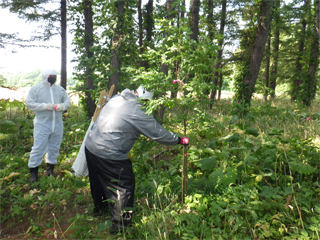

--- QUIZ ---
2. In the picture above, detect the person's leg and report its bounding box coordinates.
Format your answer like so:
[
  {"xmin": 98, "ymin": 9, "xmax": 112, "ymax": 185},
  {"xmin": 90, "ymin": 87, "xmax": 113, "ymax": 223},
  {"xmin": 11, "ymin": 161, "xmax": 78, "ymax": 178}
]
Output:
[
  {"xmin": 85, "ymin": 147, "xmax": 107, "ymax": 216},
  {"xmin": 28, "ymin": 125, "xmax": 50, "ymax": 168},
  {"xmin": 46, "ymin": 130, "xmax": 63, "ymax": 165},
  {"xmin": 97, "ymin": 159, "xmax": 135, "ymax": 229},
  {"xmin": 45, "ymin": 130, "xmax": 63, "ymax": 177},
  {"xmin": 28, "ymin": 124, "xmax": 50, "ymax": 182}
]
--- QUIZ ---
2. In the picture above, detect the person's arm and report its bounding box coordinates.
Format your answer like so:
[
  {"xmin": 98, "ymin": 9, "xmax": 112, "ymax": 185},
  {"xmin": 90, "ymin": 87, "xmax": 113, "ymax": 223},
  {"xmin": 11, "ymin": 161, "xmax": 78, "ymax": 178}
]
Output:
[
  {"xmin": 25, "ymin": 87, "xmax": 49, "ymax": 112},
  {"xmin": 60, "ymin": 88, "xmax": 71, "ymax": 110},
  {"xmin": 54, "ymin": 87, "xmax": 71, "ymax": 111},
  {"xmin": 133, "ymin": 105, "xmax": 180, "ymax": 145}
]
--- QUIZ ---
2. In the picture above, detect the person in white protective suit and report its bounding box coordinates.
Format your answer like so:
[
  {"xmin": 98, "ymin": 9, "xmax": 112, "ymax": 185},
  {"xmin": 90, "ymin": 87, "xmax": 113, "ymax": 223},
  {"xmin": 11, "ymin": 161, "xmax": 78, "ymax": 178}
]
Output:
[
  {"xmin": 26, "ymin": 69, "xmax": 71, "ymax": 183},
  {"xmin": 84, "ymin": 87, "xmax": 189, "ymax": 234}
]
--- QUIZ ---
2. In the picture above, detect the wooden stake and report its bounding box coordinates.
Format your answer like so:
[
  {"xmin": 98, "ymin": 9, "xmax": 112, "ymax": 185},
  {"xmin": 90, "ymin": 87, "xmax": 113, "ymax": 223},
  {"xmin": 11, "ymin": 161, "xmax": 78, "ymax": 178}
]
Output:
[
  {"xmin": 92, "ymin": 85, "xmax": 115, "ymax": 122},
  {"xmin": 181, "ymin": 118, "xmax": 188, "ymax": 202}
]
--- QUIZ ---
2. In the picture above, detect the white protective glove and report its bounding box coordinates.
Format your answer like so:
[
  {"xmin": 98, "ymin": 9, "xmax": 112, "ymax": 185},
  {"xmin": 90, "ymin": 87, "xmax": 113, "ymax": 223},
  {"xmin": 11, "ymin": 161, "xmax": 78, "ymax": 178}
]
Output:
[
  {"xmin": 54, "ymin": 104, "xmax": 65, "ymax": 112},
  {"xmin": 46, "ymin": 104, "xmax": 55, "ymax": 110}
]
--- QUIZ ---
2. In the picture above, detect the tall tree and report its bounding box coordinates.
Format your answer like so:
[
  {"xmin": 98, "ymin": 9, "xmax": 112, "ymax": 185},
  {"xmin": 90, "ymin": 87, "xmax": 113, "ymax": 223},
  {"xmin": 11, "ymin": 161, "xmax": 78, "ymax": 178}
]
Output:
[
  {"xmin": 304, "ymin": 0, "xmax": 319, "ymax": 105},
  {"xmin": 108, "ymin": 0, "xmax": 125, "ymax": 95},
  {"xmin": 234, "ymin": 0, "xmax": 274, "ymax": 108},
  {"xmin": 269, "ymin": 0, "xmax": 281, "ymax": 100},
  {"xmin": 210, "ymin": 0, "xmax": 227, "ymax": 107},
  {"xmin": 60, "ymin": 0, "xmax": 67, "ymax": 90},
  {"xmin": 1, "ymin": 0, "xmax": 68, "ymax": 89},
  {"xmin": 156, "ymin": 0, "xmax": 175, "ymax": 124},
  {"xmin": 139, "ymin": 0, "xmax": 153, "ymax": 69},
  {"xmin": 84, "ymin": 0, "xmax": 96, "ymax": 116},
  {"xmin": 291, "ymin": 0, "xmax": 309, "ymax": 101},
  {"xmin": 138, "ymin": 0, "xmax": 143, "ymax": 67},
  {"xmin": 264, "ymin": 37, "xmax": 271, "ymax": 101},
  {"xmin": 190, "ymin": 0, "xmax": 200, "ymax": 42}
]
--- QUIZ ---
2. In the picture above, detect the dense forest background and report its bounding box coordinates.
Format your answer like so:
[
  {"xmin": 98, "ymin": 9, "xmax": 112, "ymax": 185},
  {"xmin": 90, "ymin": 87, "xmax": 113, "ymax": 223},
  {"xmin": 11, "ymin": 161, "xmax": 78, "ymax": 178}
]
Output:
[
  {"xmin": 1, "ymin": 0, "xmax": 320, "ymax": 239},
  {"xmin": 1, "ymin": 0, "xmax": 319, "ymax": 111}
]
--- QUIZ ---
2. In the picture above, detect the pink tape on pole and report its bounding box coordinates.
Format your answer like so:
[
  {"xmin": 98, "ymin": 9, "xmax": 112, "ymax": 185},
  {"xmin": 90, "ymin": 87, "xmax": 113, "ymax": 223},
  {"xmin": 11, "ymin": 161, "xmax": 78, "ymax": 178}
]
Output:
[
  {"xmin": 173, "ymin": 79, "xmax": 185, "ymax": 87},
  {"xmin": 54, "ymin": 105, "xmax": 58, "ymax": 110}
]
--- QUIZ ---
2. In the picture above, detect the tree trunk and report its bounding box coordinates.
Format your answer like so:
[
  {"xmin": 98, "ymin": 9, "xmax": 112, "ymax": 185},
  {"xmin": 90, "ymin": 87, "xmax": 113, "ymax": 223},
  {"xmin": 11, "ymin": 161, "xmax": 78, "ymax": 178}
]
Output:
[
  {"xmin": 84, "ymin": 0, "xmax": 96, "ymax": 116},
  {"xmin": 141, "ymin": 0, "xmax": 153, "ymax": 69},
  {"xmin": 217, "ymin": 71, "xmax": 223, "ymax": 101},
  {"xmin": 237, "ymin": 0, "xmax": 274, "ymax": 107},
  {"xmin": 186, "ymin": 0, "xmax": 200, "ymax": 87},
  {"xmin": 292, "ymin": 19, "xmax": 307, "ymax": 101},
  {"xmin": 210, "ymin": 0, "xmax": 226, "ymax": 107},
  {"xmin": 108, "ymin": 1, "xmax": 125, "ymax": 95},
  {"xmin": 138, "ymin": 0, "xmax": 143, "ymax": 67},
  {"xmin": 146, "ymin": 0, "xmax": 153, "ymax": 43},
  {"xmin": 190, "ymin": 0, "xmax": 200, "ymax": 42},
  {"xmin": 60, "ymin": 0, "xmax": 67, "ymax": 90},
  {"xmin": 269, "ymin": 0, "xmax": 280, "ymax": 100},
  {"xmin": 305, "ymin": 0, "xmax": 319, "ymax": 105},
  {"xmin": 207, "ymin": 0, "xmax": 214, "ymax": 40},
  {"xmin": 264, "ymin": 37, "xmax": 270, "ymax": 102},
  {"xmin": 156, "ymin": 0, "xmax": 174, "ymax": 124},
  {"xmin": 181, "ymin": 0, "xmax": 185, "ymax": 19}
]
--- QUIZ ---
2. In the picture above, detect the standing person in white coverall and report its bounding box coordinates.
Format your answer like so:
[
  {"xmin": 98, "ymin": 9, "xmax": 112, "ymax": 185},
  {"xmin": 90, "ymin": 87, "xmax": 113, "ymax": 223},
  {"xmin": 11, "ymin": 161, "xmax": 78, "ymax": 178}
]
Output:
[{"xmin": 26, "ymin": 69, "xmax": 71, "ymax": 183}]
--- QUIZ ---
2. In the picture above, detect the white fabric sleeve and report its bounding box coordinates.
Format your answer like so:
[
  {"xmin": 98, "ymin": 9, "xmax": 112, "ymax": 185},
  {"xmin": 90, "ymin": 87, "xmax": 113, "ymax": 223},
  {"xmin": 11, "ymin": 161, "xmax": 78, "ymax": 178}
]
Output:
[
  {"xmin": 25, "ymin": 87, "xmax": 47, "ymax": 112},
  {"xmin": 60, "ymin": 89, "xmax": 71, "ymax": 111}
]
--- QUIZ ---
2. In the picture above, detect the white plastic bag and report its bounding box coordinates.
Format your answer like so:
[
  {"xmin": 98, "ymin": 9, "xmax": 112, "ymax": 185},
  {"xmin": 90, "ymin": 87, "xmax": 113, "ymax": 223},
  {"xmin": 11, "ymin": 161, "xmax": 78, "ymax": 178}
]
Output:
[{"xmin": 72, "ymin": 120, "xmax": 94, "ymax": 176}]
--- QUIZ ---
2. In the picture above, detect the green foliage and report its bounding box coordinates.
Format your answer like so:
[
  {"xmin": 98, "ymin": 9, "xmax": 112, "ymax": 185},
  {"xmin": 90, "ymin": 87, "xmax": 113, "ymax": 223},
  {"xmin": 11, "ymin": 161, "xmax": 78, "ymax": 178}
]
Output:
[{"xmin": 1, "ymin": 87, "xmax": 320, "ymax": 239}]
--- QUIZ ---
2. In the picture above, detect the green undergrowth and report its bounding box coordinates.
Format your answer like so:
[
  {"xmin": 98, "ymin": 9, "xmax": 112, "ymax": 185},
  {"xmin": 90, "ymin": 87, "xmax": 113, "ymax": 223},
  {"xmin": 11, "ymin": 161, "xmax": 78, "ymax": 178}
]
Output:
[{"xmin": 1, "ymin": 97, "xmax": 320, "ymax": 239}]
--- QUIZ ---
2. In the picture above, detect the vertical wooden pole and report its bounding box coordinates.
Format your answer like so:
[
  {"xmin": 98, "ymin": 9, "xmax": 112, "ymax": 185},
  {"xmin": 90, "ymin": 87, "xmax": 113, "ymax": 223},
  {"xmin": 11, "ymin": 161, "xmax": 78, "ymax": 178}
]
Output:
[{"xmin": 181, "ymin": 118, "xmax": 188, "ymax": 202}]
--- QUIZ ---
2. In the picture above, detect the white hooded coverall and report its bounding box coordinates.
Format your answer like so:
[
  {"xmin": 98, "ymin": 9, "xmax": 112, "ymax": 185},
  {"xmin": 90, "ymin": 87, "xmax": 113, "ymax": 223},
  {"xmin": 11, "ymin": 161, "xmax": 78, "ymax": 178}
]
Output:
[{"xmin": 26, "ymin": 69, "xmax": 71, "ymax": 168}]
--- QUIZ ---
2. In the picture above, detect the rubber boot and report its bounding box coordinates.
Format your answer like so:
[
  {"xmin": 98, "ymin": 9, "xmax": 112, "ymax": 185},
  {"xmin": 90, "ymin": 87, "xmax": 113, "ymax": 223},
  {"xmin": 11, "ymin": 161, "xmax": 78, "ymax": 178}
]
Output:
[
  {"xmin": 45, "ymin": 163, "xmax": 56, "ymax": 177},
  {"xmin": 29, "ymin": 167, "xmax": 38, "ymax": 183}
]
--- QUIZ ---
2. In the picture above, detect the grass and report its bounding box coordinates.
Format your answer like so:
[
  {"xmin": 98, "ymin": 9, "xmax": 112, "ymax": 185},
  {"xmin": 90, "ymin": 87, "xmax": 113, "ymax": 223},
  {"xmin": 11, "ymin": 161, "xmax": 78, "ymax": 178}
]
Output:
[{"xmin": 1, "ymin": 95, "xmax": 320, "ymax": 239}]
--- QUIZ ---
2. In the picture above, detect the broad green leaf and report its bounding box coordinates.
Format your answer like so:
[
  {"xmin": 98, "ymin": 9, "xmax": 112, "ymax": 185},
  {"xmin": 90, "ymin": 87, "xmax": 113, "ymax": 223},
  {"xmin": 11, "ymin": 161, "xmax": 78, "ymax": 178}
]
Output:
[
  {"xmin": 289, "ymin": 162, "xmax": 315, "ymax": 175},
  {"xmin": 97, "ymin": 221, "xmax": 111, "ymax": 232},
  {"xmin": 72, "ymin": 178, "xmax": 87, "ymax": 188},
  {"xmin": 157, "ymin": 184, "xmax": 164, "ymax": 195},
  {"xmin": 219, "ymin": 134, "xmax": 240, "ymax": 143},
  {"xmin": 300, "ymin": 163, "xmax": 316, "ymax": 175},
  {"xmin": 230, "ymin": 116, "xmax": 238, "ymax": 124},
  {"xmin": 64, "ymin": 170, "xmax": 74, "ymax": 177},
  {"xmin": 0, "ymin": 119, "xmax": 18, "ymax": 134},
  {"xmin": 208, "ymin": 140, "xmax": 216, "ymax": 149},
  {"xmin": 244, "ymin": 127, "xmax": 259, "ymax": 137},
  {"xmin": 217, "ymin": 150, "xmax": 229, "ymax": 160},
  {"xmin": 236, "ymin": 123, "xmax": 250, "ymax": 130},
  {"xmin": 192, "ymin": 157, "xmax": 217, "ymax": 170},
  {"xmin": 209, "ymin": 167, "xmax": 237, "ymax": 186},
  {"xmin": 255, "ymin": 175, "xmax": 263, "ymax": 182},
  {"xmin": 267, "ymin": 128, "xmax": 284, "ymax": 136},
  {"xmin": 229, "ymin": 147, "xmax": 247, "ymax": 151}
]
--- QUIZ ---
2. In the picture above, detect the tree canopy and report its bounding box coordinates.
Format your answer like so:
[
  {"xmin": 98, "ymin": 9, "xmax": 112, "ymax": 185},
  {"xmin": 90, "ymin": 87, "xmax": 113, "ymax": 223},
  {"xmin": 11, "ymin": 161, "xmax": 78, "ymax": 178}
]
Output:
[{"xmin": 1, "ymin": 0, "xmax": 319, "ymax": 115}]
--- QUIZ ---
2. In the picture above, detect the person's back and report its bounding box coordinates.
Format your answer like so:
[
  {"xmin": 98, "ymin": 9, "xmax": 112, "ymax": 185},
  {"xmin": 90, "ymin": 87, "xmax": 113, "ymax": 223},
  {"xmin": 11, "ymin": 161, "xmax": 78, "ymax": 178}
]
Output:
[{"xmin": 86, "ymin": 89, "xmax": 179, "ymax": 160}]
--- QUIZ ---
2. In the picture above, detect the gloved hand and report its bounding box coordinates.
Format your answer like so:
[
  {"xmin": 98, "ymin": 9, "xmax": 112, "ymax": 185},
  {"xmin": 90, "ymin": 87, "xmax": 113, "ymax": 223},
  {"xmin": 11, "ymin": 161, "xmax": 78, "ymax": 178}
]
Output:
[
  {"xmin": 46, "ymin": 104, "xmax": 55, "ymax": 110},
  {"xmin": 54, "ymin": 104, "xmax": 64, "ymax": 111},
  {"xmin": 179, "ymin": 137, "xmax": 189, "ymax": 146}
]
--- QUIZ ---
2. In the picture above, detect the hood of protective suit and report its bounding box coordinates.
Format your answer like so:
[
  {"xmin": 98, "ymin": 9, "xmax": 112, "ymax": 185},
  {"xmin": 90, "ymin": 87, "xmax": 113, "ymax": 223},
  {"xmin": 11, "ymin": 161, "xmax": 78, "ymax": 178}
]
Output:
[
  {"xmin": 136, "ymin": 86, "xmax": 153, "ymax": 100},
  {"xmin": 42, "ymin": 69, "xmax": 57, "ymax": 87},
  {"xmin": 121, "ymin": 89, "xmax": 138, "ymax": 100}
]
